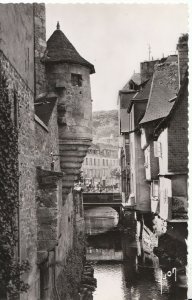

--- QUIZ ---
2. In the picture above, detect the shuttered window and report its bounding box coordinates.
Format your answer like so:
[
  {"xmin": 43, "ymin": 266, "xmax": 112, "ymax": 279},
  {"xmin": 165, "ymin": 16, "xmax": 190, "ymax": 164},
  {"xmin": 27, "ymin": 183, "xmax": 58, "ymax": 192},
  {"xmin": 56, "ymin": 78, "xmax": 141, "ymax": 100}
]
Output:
[{"xmin": 154, "ymin": 141, "xmax": 162, "ymax": 157}]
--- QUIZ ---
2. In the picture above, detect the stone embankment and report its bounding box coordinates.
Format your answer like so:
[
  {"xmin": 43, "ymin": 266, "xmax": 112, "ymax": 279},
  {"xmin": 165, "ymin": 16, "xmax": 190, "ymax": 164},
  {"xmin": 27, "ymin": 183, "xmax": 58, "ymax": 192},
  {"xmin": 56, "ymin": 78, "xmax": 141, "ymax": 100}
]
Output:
[{"xmin": 78, "ymin": 263, "xmax": 97, "ymax": 299}]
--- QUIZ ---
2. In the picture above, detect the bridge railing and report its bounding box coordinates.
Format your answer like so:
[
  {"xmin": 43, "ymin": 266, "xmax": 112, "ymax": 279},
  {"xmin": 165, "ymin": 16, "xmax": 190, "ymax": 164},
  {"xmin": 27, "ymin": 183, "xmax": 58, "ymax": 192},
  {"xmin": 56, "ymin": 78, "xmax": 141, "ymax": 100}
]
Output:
[{"xmin": 83, "ymin": 192, "xmax": 122, "ymax": 204}]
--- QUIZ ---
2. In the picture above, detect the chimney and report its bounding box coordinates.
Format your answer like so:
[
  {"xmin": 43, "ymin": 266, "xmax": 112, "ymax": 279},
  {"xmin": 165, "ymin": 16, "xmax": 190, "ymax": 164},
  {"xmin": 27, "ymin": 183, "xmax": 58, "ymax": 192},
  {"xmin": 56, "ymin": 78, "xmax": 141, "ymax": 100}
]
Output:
[
  {"xmin": 177, "ymin": 33, "xmax": 188, "ymax": 86},
  {"xmin": 140, "ymin": 59, "xmax": 160, "ymax": 83}
]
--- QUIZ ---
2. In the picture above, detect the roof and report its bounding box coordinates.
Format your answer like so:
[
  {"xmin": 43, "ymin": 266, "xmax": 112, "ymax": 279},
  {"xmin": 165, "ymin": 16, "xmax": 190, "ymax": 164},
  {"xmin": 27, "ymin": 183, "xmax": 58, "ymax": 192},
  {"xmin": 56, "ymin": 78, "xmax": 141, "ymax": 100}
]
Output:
[
  {"xmin": 165, "ymin": 55, "xmax": 178, "ymax": 64},
  {"xmin": 127, "ymin": 80, "xmax": 151, "ymax": 113},
  {"xmin": 140, "ymin": 61, "xmax": 179, "ymax": 124},
  {"xmin": 120, "ymin": 92, "xmax": 136, "ymax": 109},
  {"xmin": 43, "ymin": 23, "xmax": 95, "ymax": 74},
  {"xmin": 35, "ymin": 93, "xmax": 57, "ymax": 126},
  {"xmin": 121, "ymin": 80, "xmax": 132, "ymax": 92},
  {"xmin": 121, "ymin": 73, "xmax": 141, "ymax": 91},
  {"xmin": 133, "ymin": 78, "xmax": 152, "ymax": 101},
  {"xmin": 130, "ymin": 73, "xmax": 141, "ymax": 86},
  {"xmin": 154, "ymin": 74, "xmax": 188, "ymax": 135},
  {"xmin": 120, "ymin": 109, "xmax": 130, "ymax": 133}
]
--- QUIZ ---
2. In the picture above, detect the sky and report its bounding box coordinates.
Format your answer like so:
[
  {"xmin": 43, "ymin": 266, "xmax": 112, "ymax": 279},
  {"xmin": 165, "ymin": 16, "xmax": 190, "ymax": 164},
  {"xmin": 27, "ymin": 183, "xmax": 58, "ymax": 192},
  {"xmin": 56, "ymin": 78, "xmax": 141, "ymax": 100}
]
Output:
[{"xmin": 46, "ymin": 3, "xmax": 188, "ymax": 111}]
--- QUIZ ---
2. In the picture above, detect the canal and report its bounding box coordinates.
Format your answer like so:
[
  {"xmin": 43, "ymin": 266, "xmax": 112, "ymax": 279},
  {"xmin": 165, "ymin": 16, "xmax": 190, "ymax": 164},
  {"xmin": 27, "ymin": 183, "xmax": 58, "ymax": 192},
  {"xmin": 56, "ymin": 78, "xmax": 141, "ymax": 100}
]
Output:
[{"xmin": 84, "ymin": 206, "xmax": 187, "ymax": 300}]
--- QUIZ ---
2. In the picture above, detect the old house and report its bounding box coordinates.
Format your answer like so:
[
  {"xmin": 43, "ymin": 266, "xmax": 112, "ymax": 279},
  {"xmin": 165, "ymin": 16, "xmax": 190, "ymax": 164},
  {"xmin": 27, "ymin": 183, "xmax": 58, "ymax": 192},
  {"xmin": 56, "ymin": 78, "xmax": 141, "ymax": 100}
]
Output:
[
  {"xmin": 118, "ymin": 63, "xmax": 160, "ymax": 211},
  {"xmin": 118, "ymin": 75, "xmax": 139, "ymax": 202},
  {"xmin": 140, "ymin": 35, "xmax": 188, "ymax": 227},
  {"xmin": 127, "ymin": 78, "xmax": 151, "ymax": 212},
  {"xmin": 118, "ymin": 34, "xmax": 188, "ymax": 257},
  {"xmin": 140, "ymin": 54, "xmax": 179, "ymax": 218},
  {"xmin": 0, "ymin": 3, "xmax": 95, "ymax": 300}
]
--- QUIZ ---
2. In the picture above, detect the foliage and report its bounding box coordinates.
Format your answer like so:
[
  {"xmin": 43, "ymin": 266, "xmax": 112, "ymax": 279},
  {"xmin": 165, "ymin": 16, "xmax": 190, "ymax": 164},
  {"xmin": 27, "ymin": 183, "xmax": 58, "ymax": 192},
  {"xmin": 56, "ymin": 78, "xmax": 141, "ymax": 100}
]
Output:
[
  {"xmin": 0, "ymin": 72, "xmax": 30, "ymax": 297},
  {"xmin": 92, "ymin": 110, "xmax": 119, "ymax": 145},
  {"xmin": 110, "ymin": 167, "xmax": 121, "ymax": 178}
]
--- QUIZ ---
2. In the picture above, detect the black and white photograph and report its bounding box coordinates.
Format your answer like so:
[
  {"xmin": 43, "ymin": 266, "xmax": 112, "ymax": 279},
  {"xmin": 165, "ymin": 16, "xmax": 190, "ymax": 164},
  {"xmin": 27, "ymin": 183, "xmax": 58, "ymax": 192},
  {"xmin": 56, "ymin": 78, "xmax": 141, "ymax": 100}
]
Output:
[{"xmin": 0, "ymin": 1, "xmax": 190, "ymax": 299}]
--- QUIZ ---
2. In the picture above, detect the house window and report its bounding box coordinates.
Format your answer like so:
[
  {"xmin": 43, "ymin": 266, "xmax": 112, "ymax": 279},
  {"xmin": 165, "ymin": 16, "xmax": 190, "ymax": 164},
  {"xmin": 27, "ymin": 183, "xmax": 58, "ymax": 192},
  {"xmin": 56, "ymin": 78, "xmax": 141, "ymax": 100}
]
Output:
[
  {"xmin": 151, "ymin": 180, "xmax": 159, "ymax": 198},
  {"xmin": 86, "ymin": 158, "xmax": 88, "ymax": 165},
  {"xmin": 94, "ymin": 158, "xmax": 96, "ymax": 165},
  {"xmin": 71, "ymin": 73, "xmax": 82, "ymax": 87},
  {"xmin": 103, "ymin": 159, "xmax": 105, "ymax": 166},
  {"xmin": 90, "ymin": 158, "xmax": 92, "ymax": 165},
  {"xmin": 154, "ymin": 141, "xmax": 162, "ymax": 158}
]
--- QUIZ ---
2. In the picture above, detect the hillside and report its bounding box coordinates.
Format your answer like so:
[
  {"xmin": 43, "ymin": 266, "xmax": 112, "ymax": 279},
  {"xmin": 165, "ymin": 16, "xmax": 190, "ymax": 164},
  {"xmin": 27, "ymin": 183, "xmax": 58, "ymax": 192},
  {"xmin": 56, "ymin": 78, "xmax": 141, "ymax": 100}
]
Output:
[{"xmin": 92, "ymin": 110, "xmax": 119, "ymax": 146}]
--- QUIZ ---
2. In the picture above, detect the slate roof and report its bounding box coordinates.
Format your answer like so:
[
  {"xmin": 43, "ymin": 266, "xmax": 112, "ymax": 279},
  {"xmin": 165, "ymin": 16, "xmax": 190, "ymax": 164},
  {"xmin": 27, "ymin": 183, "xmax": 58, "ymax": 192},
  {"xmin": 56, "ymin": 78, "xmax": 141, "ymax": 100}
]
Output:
[
  {"xmin": 120, "ymin": 92, "xmax": 136, "ymax": 109},
  {"xmin": 165, "ymin": 55, "xmax": 178, "ymax": 64},
  {"xmin": 133, "ymin": 78, "xmax": 152, "ymax": 101},
  {"xmin": 43, "ymin": 24, "xmax": 95, "ymax": 74},
  {"xmin": 140, "ymin": 61, "xmax": 179, "ymax": 124},
  {"xmin": 130, "ymin": 73, "xmax": 141, "ymax": 86},
  {"xmin": 122, "ymin": 73, "xmax": 141, "ymax": 91},
  {"xmin": 121, "ymin": 80, "xmax": 132, "ymax": 92},
  {"xmin": 154, "ymin": 74, "xmax": 188, "ymax": 134}
]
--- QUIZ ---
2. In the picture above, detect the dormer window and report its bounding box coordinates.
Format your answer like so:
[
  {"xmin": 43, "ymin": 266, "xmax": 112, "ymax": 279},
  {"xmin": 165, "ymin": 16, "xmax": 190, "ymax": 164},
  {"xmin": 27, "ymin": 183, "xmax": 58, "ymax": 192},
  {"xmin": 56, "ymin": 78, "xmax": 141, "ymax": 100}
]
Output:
[{"xmin": 71, "ymin": 73, "xmax": 82, "ymax": 87}]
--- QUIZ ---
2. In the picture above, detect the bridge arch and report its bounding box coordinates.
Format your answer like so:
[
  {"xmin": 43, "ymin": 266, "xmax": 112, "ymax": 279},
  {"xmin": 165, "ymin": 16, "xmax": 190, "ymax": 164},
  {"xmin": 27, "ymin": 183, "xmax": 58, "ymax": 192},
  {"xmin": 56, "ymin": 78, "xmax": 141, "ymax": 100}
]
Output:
[{"xmin": 83, "ymin": 192, "xmax": 123, "ymax": 220}]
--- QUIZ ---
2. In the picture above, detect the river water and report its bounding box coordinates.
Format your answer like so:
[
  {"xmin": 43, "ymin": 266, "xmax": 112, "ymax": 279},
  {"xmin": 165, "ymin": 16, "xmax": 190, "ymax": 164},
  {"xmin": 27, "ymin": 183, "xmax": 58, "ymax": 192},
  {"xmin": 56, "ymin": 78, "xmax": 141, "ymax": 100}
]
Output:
[{"xmin": 84, "ymin": 207, "xmax": 187, "ymax": 300}]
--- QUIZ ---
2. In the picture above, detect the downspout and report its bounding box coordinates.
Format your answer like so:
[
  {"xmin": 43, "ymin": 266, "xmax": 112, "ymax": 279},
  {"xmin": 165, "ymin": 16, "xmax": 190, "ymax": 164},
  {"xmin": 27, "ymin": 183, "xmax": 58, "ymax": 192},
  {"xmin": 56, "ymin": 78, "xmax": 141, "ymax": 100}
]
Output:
[
  {"xmin": 17, "ymin": 148, "xmax": 21, "ymax": 300},
  {"xmin": 53, "ymin": 249, "xmax": 60, "ymax": 300}
]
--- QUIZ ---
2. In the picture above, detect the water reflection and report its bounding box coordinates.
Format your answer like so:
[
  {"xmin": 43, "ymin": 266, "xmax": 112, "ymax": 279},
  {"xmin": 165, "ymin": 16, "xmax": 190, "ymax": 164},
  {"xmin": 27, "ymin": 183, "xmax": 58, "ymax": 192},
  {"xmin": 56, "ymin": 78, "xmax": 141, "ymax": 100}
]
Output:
[{"xmin": 85, "ymin": 207, "xmax": 187, "ymax": 300}]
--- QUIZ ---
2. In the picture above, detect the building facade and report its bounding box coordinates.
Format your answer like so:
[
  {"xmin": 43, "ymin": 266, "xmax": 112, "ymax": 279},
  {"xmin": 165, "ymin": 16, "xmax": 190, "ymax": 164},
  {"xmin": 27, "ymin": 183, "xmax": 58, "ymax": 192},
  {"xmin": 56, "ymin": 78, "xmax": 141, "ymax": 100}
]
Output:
[
  {"xmin": 118, "ymin": 34, "xmax": 188, "ymax": 267},
  {"xmin": 81, "ymin": 143, "xmax": 120, "ymax": 192},
  {"xmin": 0, "ymin": 4, "xmax": 94, "ymax": 300}
]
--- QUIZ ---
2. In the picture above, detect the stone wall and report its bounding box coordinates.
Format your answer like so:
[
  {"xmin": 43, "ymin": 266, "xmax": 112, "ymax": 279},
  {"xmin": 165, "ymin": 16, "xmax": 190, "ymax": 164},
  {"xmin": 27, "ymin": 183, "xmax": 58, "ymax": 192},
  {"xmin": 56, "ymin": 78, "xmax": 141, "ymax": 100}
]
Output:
[
  {"xmin": 0, "ymin": 51, "xmax": 39, "ymax": 299},
  {"xmin": 0, "ymin": 4, "xmax": 34, "ymax": 91},
  {"xmin": 168, "ymin": 82, "xmax": 188, "ymax": 173},
  {"xmin": 0, "ymin": 4, "xmax": 91, "ymax": 298},
  {"xmin": 34, "ymin": 87, "xmax": 86, "ymax": 300},
  {"xmin": 33, "ymin": 3, "xmax": 46, "ymax": 96},
  {"xmin": 55, "ymin": 191, "xmax": 85, "ymax": 300}
]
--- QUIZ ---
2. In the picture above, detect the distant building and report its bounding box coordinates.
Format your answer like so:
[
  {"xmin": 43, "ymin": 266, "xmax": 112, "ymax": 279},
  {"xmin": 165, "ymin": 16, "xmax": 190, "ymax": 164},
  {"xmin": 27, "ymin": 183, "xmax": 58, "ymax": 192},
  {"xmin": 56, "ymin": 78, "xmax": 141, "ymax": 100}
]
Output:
[{"xmin": 81, "ymin": 143, "xmax": 120, "ymax": 191}]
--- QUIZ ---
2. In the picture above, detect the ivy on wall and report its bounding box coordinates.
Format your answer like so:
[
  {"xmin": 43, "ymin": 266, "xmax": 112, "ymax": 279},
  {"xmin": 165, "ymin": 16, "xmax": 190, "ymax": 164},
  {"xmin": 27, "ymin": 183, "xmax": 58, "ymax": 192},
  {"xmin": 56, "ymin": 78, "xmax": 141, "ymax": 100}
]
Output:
[{"xmin": 0, "ymin": 71, "xmax": 29, "ymax": 296}]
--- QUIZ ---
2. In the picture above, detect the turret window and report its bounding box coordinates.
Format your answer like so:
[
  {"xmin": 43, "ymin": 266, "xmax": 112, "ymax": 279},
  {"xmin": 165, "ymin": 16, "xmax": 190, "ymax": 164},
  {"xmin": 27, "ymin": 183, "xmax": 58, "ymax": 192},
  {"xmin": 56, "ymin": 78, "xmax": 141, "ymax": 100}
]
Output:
[{"xmin": 71, "ymin": 73, "xmax": 82, "ymax": 87}]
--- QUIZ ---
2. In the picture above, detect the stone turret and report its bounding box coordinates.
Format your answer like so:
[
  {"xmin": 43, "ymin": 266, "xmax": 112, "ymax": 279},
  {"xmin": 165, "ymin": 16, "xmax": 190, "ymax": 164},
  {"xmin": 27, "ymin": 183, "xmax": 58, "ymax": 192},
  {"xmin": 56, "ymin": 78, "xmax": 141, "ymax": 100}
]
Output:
[{"xmin": 43, "ymin": 23, "xmax": 95, "ymax": 195}]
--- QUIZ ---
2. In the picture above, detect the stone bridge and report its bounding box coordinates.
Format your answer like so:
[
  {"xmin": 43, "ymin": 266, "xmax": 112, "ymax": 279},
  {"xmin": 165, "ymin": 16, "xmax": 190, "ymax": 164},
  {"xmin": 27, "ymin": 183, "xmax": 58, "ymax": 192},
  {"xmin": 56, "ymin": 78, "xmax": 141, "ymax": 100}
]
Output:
[{"xmin": 83, "ymin": 192, "xmax": 123, "ymax": 216}]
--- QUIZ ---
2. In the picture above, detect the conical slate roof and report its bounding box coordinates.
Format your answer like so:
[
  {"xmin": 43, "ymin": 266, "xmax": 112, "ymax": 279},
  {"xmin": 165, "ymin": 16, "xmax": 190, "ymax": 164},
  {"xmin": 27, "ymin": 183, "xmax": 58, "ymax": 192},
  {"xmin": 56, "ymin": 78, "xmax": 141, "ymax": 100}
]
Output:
[{"xmin": 43, "ymin": 23, "xmax": 95, "ymax": 74}]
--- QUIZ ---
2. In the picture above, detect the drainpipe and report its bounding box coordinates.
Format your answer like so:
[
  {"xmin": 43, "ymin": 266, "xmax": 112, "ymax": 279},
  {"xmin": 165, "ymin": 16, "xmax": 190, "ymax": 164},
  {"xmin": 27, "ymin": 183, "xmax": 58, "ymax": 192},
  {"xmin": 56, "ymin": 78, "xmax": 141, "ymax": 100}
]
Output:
[
  {"xmin": 17, "ymin": 166, "xmax": 21, "ymax": 300},
  {"xmin": 53, "ymin": 249, "xmax": 60, "ymax": 300}
]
